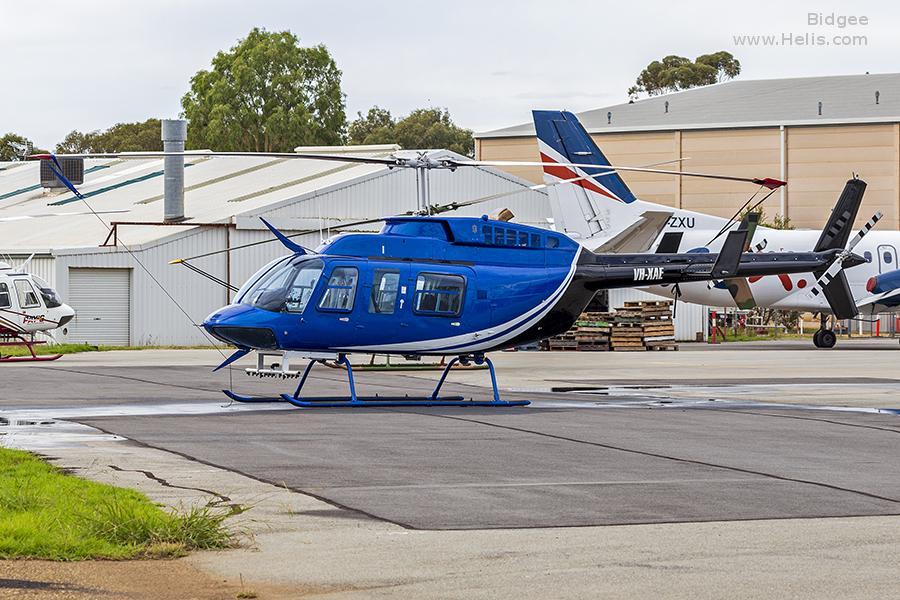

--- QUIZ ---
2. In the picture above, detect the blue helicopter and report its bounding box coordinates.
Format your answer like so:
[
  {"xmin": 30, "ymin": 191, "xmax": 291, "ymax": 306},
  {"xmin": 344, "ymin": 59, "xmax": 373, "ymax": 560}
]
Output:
[{"xmin": 30, "ymin": 148, "xmax": 867, "ymax": 409}]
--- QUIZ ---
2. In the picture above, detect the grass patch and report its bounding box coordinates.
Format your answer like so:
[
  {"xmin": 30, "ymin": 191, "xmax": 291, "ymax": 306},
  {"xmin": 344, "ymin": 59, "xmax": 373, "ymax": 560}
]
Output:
[
  {"xmin": 0, "ymin": 448, "xmax": 234, "ymax": 560},
  {"xmin": 0, "ymin": 343, "xmax": 222, "ymax": 357}
]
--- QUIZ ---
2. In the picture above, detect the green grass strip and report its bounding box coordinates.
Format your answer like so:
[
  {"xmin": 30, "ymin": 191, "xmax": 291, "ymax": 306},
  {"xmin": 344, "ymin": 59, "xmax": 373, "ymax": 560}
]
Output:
[{"xmin": 0, "ymin": 448, "xmax": 235, "ymax": 560}]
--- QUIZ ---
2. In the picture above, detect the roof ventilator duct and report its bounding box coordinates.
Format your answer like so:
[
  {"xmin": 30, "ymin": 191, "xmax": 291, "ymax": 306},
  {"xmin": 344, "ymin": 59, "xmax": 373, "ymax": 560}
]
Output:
[{"xmin": 162, "ymin": 119, "xmax": 187, "ymax": 223}]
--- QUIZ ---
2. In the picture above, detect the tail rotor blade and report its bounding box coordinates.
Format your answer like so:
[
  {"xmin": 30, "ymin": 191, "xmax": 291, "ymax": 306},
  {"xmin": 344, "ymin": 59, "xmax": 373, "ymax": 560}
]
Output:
[
  {"xmin": 846, "ymin": 212, "xmax": 883, "ymax": 252},
  {"xmin": 808, "ymin": 258, "xmax": 844, "ymax": 299}
]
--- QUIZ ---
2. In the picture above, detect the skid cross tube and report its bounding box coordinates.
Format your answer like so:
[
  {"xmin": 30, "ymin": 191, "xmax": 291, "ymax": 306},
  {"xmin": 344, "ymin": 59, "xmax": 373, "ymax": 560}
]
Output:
[
  {"xmin": 0, "ymin": 333, "xmax": 62, "ymax": 363},
  {"xmin": 223, "ymin": 353, "xmax": 529, "ymax": 408}
]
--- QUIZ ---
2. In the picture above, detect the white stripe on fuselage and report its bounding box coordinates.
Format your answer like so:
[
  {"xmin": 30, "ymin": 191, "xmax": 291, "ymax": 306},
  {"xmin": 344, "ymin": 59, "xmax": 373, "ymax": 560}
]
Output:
[{"xmin": 343, "ymin": 250, "xmax": 581, "ymax": 353}]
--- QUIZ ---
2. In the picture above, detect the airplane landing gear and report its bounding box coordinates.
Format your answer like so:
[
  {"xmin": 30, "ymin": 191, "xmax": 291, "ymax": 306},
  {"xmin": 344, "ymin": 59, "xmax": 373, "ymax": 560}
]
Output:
[{"xmin": 813, "ymin": 314, "xmax": 837, "ymax": 349}]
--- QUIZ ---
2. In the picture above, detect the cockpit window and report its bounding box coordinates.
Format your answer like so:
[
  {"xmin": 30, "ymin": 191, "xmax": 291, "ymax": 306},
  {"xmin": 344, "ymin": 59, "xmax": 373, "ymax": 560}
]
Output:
[
  {"xmin": 32, "ymin": 275, "xmax": 62, "ymax": 309},
  {"xmin": 14, "ymin": 280, "xmax": 41, "ymax": 308},
  {"xmin": 235, "ymin": 255, "xmax": 293, "ymax": 304},
  {"xmin": 0, "ymin": 283, "xmax": 10, "ymax": 309},
  {"xmin": 241, "ymin": 257, "xmax": 324, "ymax": 313}
]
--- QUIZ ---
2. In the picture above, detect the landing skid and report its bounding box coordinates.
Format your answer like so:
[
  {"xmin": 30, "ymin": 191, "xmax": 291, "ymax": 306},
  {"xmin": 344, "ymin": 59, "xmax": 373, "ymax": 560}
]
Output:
[
  {"xmin": 0, "ymin": 334, "xmax": 62, "ymax": 363},
  {"xmin": 224, "ymin": 354, "xmax": 529, "ymax": 408}
]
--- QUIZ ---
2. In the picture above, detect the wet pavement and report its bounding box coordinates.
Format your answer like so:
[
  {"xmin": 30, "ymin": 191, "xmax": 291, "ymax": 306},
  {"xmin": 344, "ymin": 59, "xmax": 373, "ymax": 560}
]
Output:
[{"xmin": 2, "ymin": 352, "xmax": 899, "ymax": 530}]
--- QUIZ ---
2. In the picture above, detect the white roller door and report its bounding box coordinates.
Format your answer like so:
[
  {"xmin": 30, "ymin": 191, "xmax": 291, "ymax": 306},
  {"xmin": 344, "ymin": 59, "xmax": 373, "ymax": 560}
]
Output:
[{"xmin": 67, "ymin": 268, "xmax": 131, "ymax": 346}]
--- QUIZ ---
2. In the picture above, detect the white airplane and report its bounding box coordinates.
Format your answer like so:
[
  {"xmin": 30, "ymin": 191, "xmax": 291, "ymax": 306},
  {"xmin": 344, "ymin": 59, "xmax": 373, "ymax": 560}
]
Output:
[
  {"xmin": 0, "ymin": 258, "xmax": 75, "ymax": 362},
  {"xmin": 532, "ymin": 110, "xmax": 899, "ymax": 348}
]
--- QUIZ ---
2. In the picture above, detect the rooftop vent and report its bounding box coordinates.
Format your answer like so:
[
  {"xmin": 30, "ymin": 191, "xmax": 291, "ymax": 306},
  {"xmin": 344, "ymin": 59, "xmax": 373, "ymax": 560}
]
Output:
[
  {"xmin": 40, "ymin": 158, "xmax": 84, "ymax": 188},
  {"xmin": 162, "ymin": 119, "xmax": 187, "ymax": 223}
]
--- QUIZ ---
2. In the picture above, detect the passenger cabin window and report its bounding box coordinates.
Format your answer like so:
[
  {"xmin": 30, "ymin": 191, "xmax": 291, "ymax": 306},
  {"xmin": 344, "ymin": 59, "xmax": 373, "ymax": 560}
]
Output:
[
  {"xmin": 884, "ymin": 251, "xmax": 894, "ymax": 265},
  {"xmin": 369, "ymin": 269, "xmax": 400, "ymax": 314},
  {"xmin": 414, "ymin": 273, "xmax": 465, "ymax": 316},
  {"xmin": 15, "ymin": 280, "xmax": 40, "ymax": 308},
  {"xmin": 0, "ymin": 283, "xmax": 10, "ymax": 309},
  {"xmin": 318, "ymin": 267, "xmax": 359, "ymax": 312}
]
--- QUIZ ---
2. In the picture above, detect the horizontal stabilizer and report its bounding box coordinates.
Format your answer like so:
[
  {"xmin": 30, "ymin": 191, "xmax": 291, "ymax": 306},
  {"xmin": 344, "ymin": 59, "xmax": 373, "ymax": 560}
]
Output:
[{"xmin": 593, "ymin": 211, "xmax": 673, "ymax": 253}]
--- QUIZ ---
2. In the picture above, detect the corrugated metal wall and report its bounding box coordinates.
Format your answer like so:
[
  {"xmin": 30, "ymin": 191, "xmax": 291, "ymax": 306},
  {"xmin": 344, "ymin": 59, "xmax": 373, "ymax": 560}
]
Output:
[
  {"xmin": 2, "ymin": 255, "xmax": 56, "ymax": 286},
  {"xmin": 608, "ymin": 288, "xmax": 708, "ymax": 342},
  {"xmin": 53, "ymin": 227, "xmax": 228, "ymax": 346}
]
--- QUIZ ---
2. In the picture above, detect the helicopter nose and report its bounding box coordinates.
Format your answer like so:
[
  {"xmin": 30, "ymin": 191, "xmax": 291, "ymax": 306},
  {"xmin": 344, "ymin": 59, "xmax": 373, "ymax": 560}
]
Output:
[
  {"xmin": 55, "ymin": 303, "xmax": 75, "ymax": 328},
  {"xmin": 203, "ymin": 304, "xmax": 280, "ymax": 349}
]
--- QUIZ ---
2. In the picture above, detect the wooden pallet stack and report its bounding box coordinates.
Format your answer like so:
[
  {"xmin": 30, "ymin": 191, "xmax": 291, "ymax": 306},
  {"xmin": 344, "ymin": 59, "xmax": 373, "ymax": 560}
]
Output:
[
  {"xmin": 610, "ymin": 301, "xmax": 678, "ymax": 351},
  {"xmin": 544, "ymin": 311, "xmax": 613, "ymax": 351}
]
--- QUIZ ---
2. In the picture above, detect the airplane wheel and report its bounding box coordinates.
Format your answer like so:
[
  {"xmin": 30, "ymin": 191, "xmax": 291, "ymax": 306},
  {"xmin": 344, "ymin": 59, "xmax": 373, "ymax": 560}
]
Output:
[
  {"xmin": 812, "ymin": 330, "xmax": 823, "ymax": 348},
  {"xmin": 819, "ymin": 329, "xmax": 837, "ymax": 349}
]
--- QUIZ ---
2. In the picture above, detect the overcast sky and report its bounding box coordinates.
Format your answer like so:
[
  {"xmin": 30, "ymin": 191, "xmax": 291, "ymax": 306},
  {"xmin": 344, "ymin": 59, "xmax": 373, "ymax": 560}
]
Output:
[{"xmin": 3, "ymin": 0, "xmax": 899, "ymax": 150}]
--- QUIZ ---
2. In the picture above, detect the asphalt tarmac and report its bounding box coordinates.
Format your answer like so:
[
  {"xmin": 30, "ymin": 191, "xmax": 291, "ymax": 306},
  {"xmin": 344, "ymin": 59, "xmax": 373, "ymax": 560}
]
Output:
[{"xmin": 4, "ymin": 348, "xmax": 899, "ymax": 531}]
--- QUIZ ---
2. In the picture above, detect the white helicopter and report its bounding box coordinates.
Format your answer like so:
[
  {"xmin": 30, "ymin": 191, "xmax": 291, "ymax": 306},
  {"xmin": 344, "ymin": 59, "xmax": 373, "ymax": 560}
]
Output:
[{"xmin": 0, "ymin": 257, "xmax": 75, "ymax": 362}]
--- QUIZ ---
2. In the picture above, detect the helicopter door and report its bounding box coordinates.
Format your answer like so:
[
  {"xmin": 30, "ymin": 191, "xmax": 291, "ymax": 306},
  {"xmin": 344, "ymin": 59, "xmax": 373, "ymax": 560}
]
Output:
[
  {"xmin": 11, "ymin": 279, "xmax": 43, "ymax": 330},
  {"xmin": 877, "ymin": 245, "xmax": 897, "ymax": 274},
  {"xmin": 367, "ymin": 266, "xmax": 407, "ymax": 316},
  {"xmin": 361, "ymin": 265, "xmax": 410, "ymax": 342},
  {"xmin": 314, "ymin": 264, "xmax": 361, "ymax": 344}
]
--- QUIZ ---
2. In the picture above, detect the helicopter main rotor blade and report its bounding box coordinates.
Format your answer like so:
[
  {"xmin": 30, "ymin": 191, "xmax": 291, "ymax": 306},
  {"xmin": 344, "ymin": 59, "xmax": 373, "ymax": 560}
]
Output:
[
  {"xmin": 428, "ymin": 158, "xmax": 690, "ymax": 215},
  {"xmin": 28, "ymin": 151, "xmax": 778, "ymax": 188},
  {"xmin": 28, "ymin": 151, "xmax": 402, "ymax": 167},
  {"xmin": 450, "ymin": 159, "xmax": 786, "ymax": 189}
]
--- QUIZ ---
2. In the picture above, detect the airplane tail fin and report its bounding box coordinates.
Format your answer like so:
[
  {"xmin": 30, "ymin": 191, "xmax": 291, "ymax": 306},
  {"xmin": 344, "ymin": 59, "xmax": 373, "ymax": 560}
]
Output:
[{"xmin": 533, "ymin": 110, "xmax": 639, "ymax": 239}]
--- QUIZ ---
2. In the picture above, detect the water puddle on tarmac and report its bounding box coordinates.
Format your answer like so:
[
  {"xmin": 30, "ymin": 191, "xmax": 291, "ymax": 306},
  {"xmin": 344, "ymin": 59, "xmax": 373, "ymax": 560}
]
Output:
[
  {"xmin": 0, "ymin": 401, "xmax": 290, "ymax": 451},
  {"xmin": 537, "ymin": 383, "xmax": 900, "ymax": 415}
]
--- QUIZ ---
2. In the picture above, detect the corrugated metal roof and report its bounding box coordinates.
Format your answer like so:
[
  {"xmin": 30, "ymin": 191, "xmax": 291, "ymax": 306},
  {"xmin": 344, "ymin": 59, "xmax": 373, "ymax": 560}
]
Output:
[
  {"xmin": 476, "ymin": 73, "xmax": 900, "ymax": 138},
  {"xmin": 0, "ymin": 145, "xmax": 548, "ymax": 253}
]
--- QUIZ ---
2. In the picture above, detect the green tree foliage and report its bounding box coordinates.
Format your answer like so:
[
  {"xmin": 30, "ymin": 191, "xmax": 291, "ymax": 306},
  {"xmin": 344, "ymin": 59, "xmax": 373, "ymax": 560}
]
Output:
[
  {"xmin": 0, "ymin": 133, "xmax": 47, "ymax": 160},
  {"xmin": 348, "ymin": 107, "xmax": 474, "ymax": 156},
  {"xmin": 347, "ymin": 106, "xmax": 394, "ymax": 146},
  {"xmin": 628, "ymin": 51, "xmax": 741, "ymax": 98},
  {"xmin": 181, "ymin": 28, "xmax": 346, "ymax": 151},
  {"xmin": 55, "ymin": 119, "xmax": 163, "ymax": 153}
]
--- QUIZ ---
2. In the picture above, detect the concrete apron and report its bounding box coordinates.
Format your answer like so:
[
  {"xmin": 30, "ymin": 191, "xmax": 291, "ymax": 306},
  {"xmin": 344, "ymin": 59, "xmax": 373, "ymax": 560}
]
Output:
[{"xmin": 2, "ymin": 410, "xmax": 897, "ymax": 599}]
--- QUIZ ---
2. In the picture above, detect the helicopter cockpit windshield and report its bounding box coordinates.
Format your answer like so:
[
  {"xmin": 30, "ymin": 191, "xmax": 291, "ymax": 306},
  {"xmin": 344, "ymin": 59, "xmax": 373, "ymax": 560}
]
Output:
[
  {"xmin": 241, "ymin": 256, "xmax": 324, "ymax": 313},
  {"xmin": 32, "ymin": 276, "xmax": 63, "ymax": 309}
]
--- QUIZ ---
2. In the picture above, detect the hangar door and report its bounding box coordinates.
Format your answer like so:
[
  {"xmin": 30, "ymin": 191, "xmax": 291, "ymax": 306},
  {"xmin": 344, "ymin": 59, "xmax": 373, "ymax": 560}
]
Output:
[{"xmin": 67, "ymin": 268, "xmax": 131, "ymax": 346}]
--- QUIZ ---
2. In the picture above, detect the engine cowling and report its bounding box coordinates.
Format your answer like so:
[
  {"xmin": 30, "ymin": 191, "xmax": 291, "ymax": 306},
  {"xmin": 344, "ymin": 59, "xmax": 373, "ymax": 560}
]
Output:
[{"xmin": 866, "ymin": 269, "xmax": 900, "ymax": 294}]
